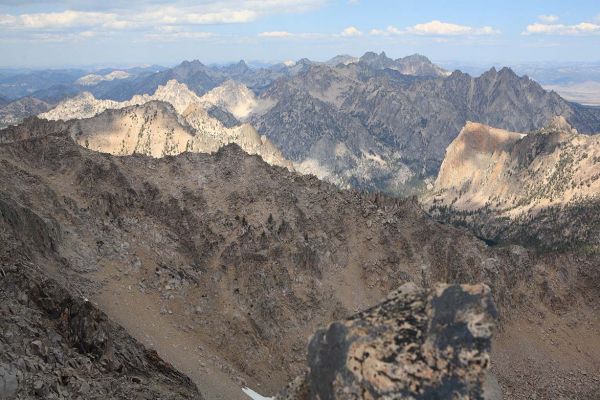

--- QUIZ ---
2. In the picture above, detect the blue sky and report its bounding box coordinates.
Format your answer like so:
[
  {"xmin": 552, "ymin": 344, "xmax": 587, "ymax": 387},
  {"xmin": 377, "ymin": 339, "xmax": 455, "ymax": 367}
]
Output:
[{"xmin": 0, "ymin": 0, "xmax": 599, "ymax": 68}]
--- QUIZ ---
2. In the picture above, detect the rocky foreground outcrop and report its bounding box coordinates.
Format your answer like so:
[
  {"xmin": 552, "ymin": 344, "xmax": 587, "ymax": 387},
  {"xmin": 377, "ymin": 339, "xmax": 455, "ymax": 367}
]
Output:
[
  {"xmin": 274, "ymin": 283, "xmax": 497, "ymax": 400},
  {"xmin": 0, "ymin": 263, "xmax": 202, "ymax": 399}
]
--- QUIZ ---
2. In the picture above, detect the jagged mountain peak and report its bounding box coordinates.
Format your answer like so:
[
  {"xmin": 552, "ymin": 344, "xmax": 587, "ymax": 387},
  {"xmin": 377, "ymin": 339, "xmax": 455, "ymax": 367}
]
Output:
[
  {"xmin": 357, "ymin": 51, "xmax": 448, "ymax": 77},
  {"xmin": 178, "ymin": 59, "xmax": 205, "ymax": 69},
  {"xmin": 324, "ymin": 54, "xmax": 359, "ymax": 66},
  {"xmin": 39, "ymin": 79, "xmax": 201, "ymax": 121},
  {"xmin": 361, "ymin": 51, "xmax": 388, "ymax": 59},
  {"xmin": 398, "ymin": 53, "xmax": 430, "ymax": 62},
  {"xmin": 296, "ymin": 58, "xmax": 313, "ymax": 66},
  {"xmin": 200, "ymin": 79, "xmax": 273, "ymax": 120},
  {"xmin": 231, "ymin": 59, "xmax": 250, "ymax": 69},
  {"xmin": 480, "ymin": 66, "xmax": 521, "ymax": 81},
  {"xmin": 359, "ymin": 51, "xmax": 393, "ymax": 64},
  {"xmin": 497, "ymin": 66, "xmax": 519, "ymax": 79},
  {"xmin": 36, "ymin": 78, "xmax": 290, "ymax": 168},
  {"xmin": 148, "ymin": 79, "xmax": 202, "ymax": 114},
  {"xmin": 545, "ymin": 115, "xmax": 575, "ymax": 133}
]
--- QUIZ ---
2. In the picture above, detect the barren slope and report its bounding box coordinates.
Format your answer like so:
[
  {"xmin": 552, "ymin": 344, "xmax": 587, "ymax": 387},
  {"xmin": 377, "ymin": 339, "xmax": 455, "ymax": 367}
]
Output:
[{"xmin": 1, "ymin": 127, "xmax": 599, "ymax": 398}]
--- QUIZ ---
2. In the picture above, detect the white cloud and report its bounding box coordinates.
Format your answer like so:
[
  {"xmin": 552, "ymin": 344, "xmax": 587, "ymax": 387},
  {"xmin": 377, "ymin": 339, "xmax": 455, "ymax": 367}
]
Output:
[
  {"xmin": 370, "ymin": 21, "xmax": 498, "ymax": 37},
  {"xmin": 524, "ymin": 21, "xmax": 600, "ymax": 35},
  {"xmin": 0, "ymin": 0, "xmax": 328, "ymax": 42},
  {"xmin": 408, "ymin": 20, "xmax": 472, "ymax": 35},
  {"xmin": 408, "ymin": 20, "xmax": 498, "ymax": 36},
  {"xmin": 369, "ymin": 26, "xmax": 403, "ymax": 36},
  {"xmin": 538, "ymin": 15, "xmax": 559, "ymax": 23},
  {"xmin": 257, "ymin": 30, "xmax": 329, "ymax": 40},
  {"xmin": 144, "ymin": 30, "xmax": 217, "ymax": 41},
  {"xmin": 340, "ymin": 26, "xmax": 362, "ymax": 37},
  {"xmin": 1, "ymin": 10, "xmax": 125, "ymax": 30},
  {"xmin": 259, "ymin": 31, "xmax": 294, "ymax": 38}
]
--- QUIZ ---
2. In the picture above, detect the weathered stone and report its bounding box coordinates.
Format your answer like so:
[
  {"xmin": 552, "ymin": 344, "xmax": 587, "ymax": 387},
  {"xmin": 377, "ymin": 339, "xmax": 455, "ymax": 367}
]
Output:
[
  {"xmin": 0, "ymin": 364, "xmax": 18, "ymax": 399},
  {"xmin": 0, "ymin": 265, "xmax": 203, "ymax": 399},
  {"xmin": 276, "ymin": 283, "xmax": 497, "ymax": 399}
]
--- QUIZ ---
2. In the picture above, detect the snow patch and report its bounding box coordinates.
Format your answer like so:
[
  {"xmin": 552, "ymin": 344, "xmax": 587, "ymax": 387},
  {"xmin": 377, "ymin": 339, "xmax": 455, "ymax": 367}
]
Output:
[{"xmin": 242, "ymin": 387, "xmax": 273, "ymax": 400}]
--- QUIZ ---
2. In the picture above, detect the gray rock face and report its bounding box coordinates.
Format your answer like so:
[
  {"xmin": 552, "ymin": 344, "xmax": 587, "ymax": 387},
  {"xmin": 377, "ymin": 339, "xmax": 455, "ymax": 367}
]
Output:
[
  {"xmin": 276, "ymin": 283, "xmax": 497, "ymax": 399},
  {"xmin": 359, "ymin": 52, "xmax": 449, "ymax": 77},
  {"xmin": 0, "ymin": 96, "xmax": 51, "ymax": 128},
  {"xmin": 0, "ymin": 263, "xmax": 203, "ymax": 399},
  {"xmin": 0, "ymin": 364, "xmax": 17, "ymax": 399},
  {"xmin": 252, "ymin": 62, "xmax": 600, "ymax": 194}
]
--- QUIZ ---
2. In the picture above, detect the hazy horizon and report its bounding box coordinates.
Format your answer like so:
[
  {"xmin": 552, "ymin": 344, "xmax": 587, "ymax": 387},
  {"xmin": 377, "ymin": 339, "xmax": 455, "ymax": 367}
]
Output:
[
  {"xmin": 2, "ymin": 53, "xmax": 600, "ymax": 72},
  {"xmin": 1, "ymin": 0, "xmax": 599, "ymax": 68}
]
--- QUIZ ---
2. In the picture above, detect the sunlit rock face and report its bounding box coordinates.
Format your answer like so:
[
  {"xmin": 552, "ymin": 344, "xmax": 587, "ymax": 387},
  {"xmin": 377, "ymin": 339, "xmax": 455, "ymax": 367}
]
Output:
[{"xmin": 38, "ymin": 80, "xmax": 291, "ymax": 168}]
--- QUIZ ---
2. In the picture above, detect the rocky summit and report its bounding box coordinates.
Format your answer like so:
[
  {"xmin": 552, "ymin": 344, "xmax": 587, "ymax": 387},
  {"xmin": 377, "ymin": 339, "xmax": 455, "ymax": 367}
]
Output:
[{"xmin": 425, "ymin": 117, "xmax": 600, "ymax": 249}]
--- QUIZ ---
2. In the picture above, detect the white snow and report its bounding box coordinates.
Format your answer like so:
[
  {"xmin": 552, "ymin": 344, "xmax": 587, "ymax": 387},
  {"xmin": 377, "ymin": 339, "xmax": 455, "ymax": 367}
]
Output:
[{"xmin": 241, "ymin": 387, "xmax": 273, "ymax": 400}]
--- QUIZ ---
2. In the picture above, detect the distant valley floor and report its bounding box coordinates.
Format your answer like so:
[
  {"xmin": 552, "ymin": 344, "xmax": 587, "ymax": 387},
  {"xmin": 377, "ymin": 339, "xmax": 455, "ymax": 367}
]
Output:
[{"xmin": 543, "ymin": 81, "xmax": 600, "ymax": 106}]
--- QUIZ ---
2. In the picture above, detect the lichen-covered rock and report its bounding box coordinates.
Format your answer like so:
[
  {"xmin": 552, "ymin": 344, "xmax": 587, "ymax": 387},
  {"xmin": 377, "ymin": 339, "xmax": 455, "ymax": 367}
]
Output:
[{"xmin": 277, "ymin": 283, "xmax": 497, "ymax": 400}]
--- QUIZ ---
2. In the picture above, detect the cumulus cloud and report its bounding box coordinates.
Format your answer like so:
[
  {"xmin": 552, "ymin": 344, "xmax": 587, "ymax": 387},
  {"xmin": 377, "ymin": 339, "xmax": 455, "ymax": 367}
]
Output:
[
  {"xmin": 340, "ymin": 26, "xmax": 362, "ymax": 37},
  {"xmin": 0, "ymin": 0, "xmax": 327, "ymax": 41},
  {"xmin": 0, "ymin": 10, "xmax": 125, "ymax": 30},
  {"xmin": 524, "ymin": 21, "xmax": 600, "ymax": 35},
  {"xmin": 370, "ymin": 20, "xmax": 498, "ymax": 36},
  {"xmin": 257, "ymin": 31, "xmax": 327, "ymax": 40},
  {"xmin": 408, "ymin": 20, "xmax": 498, "ymax": 35}
]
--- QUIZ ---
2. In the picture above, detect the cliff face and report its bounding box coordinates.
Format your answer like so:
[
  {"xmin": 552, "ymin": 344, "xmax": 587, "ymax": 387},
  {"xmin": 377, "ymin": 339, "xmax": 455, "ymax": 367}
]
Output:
[
  {"xmin": 426, "ymin": 117, "xmax": 600, "ymax": 250},
  {"xmin": 432, "ymin": 121, "xmax": 526, "ymax": 208}
]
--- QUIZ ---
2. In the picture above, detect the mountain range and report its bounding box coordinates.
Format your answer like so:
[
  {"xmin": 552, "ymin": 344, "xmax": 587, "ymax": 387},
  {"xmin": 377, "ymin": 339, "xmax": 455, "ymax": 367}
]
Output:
[
  {"xmin": 251, "ymin": 58, "xmax": 600, "ymax": 193},
  {"xmin": 2, "ymin": 52, "xmax": 600, "ymax": 398},
  {"xmin": 0, "ymin": 97, "xmax": 51, "ymax": 129},
  {"xmin": 4, "ymin": 52, "xmax": 600, "ymax": 198},
  {"xmin": 2, "ymin": 121, "xmax": 599, "ymax": 398},
  {"xmin": 34, "ymin": 80, "xmax": 288, "ymax": 167}
]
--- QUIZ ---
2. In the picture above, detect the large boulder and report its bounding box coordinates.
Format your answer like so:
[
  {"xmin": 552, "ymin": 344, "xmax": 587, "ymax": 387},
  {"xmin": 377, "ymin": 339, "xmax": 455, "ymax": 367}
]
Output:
[{"xmin": 276, "ymin": 283, "xmax": 497, "ymax": 399}]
